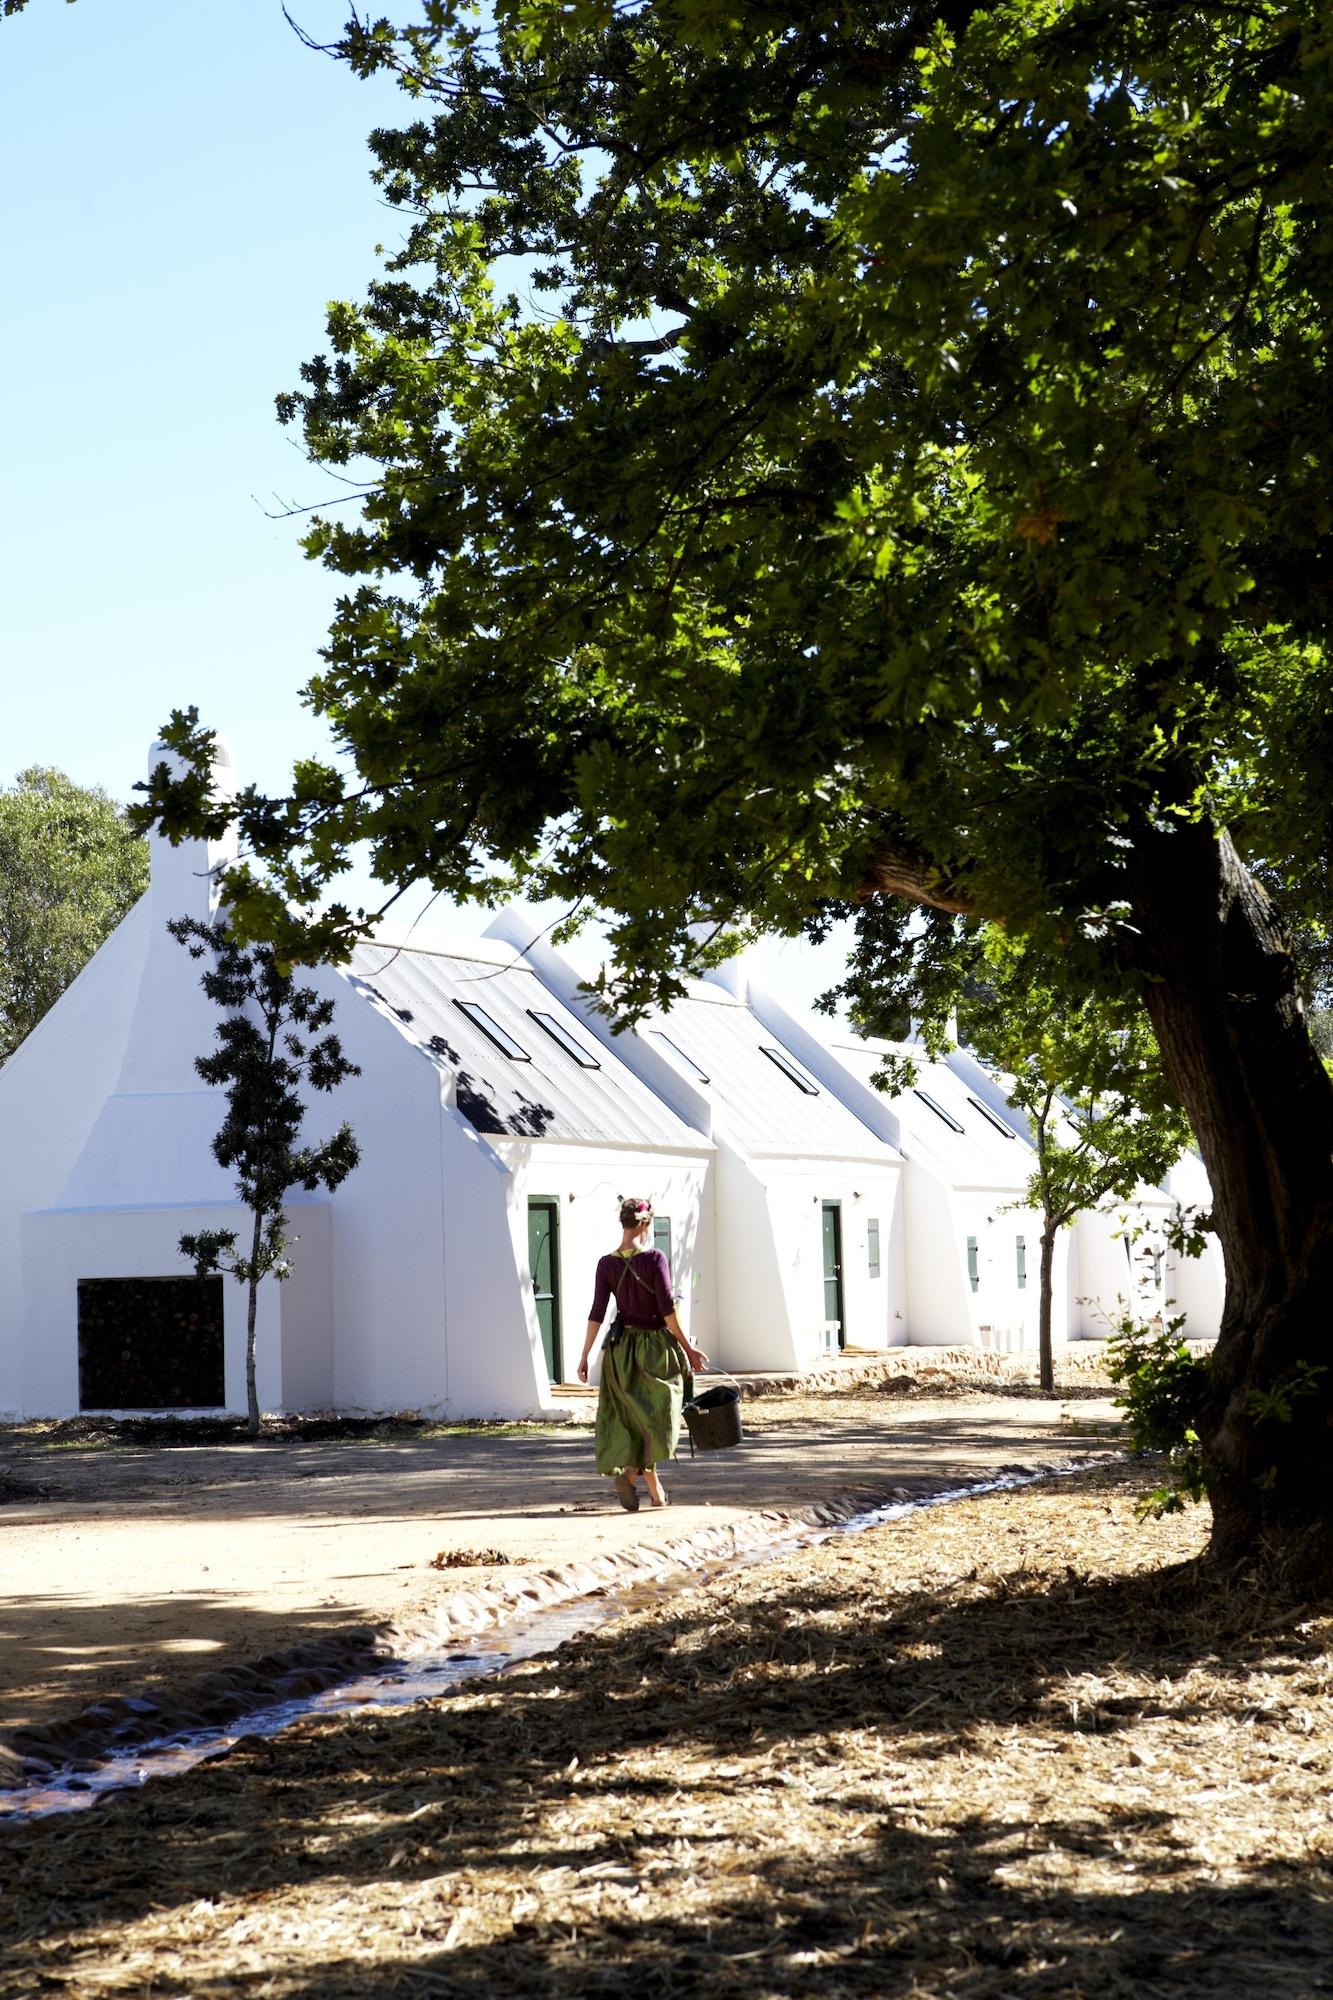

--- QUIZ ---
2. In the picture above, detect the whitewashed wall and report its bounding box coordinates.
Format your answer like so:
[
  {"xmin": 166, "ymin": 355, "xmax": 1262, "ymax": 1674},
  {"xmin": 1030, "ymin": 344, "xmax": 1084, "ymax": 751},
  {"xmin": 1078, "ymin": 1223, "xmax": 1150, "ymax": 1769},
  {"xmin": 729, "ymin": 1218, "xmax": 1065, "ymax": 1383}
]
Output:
[
  {"xmin": 752, "ymin": 1157, "xmax": 907, "ymax": 1371},
  {"xmin": 21, "ymin": 1203, "xmax": 282, "ymax": 1415},
  {"xmin": 496, "ymin": 1140, "xmax": 713, "ymax": 1394},
  {"xmin": 307, "ymin": 967, "xmax": 454, "ymax": 1414},
  {"xmin": 0, "ymin": 897, "xmax": 148, "ymax": 1416},
  {"xmin": 1163, "ymin": 1151, "xmax": 1224, "ymax": 1339},
  {"xmin": 1071, "ymin": 1198, "xmax": 1171, "ymax": 1338},
  {"xmin": 712, "ymin": 1144, "xmax": 800, "ymax": 1373}
]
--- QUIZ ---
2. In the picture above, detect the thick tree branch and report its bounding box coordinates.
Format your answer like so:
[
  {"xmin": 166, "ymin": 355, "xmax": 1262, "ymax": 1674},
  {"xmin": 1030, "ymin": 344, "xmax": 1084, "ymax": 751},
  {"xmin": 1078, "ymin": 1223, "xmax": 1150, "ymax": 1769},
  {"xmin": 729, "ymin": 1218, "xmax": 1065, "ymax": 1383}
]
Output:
[{"xmin": 861, "ymin": 840, "xmax": 978, "ymax": 916}]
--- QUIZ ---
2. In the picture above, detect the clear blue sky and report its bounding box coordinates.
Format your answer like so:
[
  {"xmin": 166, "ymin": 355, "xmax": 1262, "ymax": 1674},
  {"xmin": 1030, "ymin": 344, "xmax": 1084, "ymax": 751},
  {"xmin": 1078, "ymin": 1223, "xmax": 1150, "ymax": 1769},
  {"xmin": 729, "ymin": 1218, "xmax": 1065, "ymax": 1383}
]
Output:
[{"xmin": 0, "ymin": 0, "xmax": 854, "ymax": 1013}]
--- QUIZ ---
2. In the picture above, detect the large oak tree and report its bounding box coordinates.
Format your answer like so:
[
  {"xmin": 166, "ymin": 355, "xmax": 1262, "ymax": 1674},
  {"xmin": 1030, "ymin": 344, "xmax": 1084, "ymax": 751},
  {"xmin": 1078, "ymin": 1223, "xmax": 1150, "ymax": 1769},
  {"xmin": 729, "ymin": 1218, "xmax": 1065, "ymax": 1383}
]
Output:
[{"xmin": 144, "ymin": 1, "xmax": 1333, "ymax": 1577}]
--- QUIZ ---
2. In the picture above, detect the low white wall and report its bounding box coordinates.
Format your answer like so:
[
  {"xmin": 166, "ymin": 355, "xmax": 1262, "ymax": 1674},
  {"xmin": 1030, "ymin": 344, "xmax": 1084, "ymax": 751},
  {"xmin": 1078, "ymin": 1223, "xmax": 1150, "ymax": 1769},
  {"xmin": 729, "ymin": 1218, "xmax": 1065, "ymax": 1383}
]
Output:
[
  {"xmin": 711, "ymin": 1152, "xmax": 906, "ymax": 1373},
  {"xmin": 20, "ymin": 1202, "xmax": 282, "ymax": 1417},
  {"xmin": 1072, "ymin": 1200, "xmax": 1171, "ymax": 1338},
  {"xmin": 1164, "ymin": 1152, "xmax": 1224, "ymax": 1339},
  {"xmin": 958, "ymin": 1190, "xmax": 1067, "ymax": 1353},
  {"xmin": 901, "ymin": 1173, "xmax": 1068, "ymax": 1350},
  {"xmin": 1167, "ymin": 1237, "xmax": 1224, "ymax": 1341}
]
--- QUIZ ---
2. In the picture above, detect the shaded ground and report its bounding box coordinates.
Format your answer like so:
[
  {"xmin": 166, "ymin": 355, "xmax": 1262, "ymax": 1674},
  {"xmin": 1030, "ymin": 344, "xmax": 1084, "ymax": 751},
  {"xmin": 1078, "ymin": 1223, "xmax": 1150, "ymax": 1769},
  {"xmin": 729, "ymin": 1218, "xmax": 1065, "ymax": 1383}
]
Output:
[
  {"xmin": 3, "ymin": 1461, "xmax": 1330, "ymax": 1998},
  {"xmin": 0, "ymin": 1388, "xmax": 1120, "ymax": 1737}
]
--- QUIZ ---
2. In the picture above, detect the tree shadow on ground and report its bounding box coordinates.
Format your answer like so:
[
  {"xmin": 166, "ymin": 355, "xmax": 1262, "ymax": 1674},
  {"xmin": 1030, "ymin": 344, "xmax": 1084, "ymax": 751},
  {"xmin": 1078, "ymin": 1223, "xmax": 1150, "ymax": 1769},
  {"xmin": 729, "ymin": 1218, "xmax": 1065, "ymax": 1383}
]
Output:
[
  {"xmin": 0, "ymin": 1593, "xmax": 385, "ymax": 1748},
  {"xmin": 2, "ymin": 1522, "xmax": 1329, "ymax": 1997}
]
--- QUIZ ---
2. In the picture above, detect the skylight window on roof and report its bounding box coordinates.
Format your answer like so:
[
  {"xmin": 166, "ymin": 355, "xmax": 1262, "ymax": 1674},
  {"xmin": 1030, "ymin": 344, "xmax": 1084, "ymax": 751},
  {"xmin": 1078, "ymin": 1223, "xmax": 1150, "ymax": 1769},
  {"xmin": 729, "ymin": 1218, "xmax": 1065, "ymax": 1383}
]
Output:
[
  {"xmin": 453, "ymin": 1000, "xmax": 531, "ymax": 1061},
  {"xmin": 968, "ymin": 1095, "xmax": 1017, "ymax": 1139},
  {"xmin": 760, "ymin": 1045, "xmax": 820, "ymax": 1095},
  {"xmin": 527, "ymin": 1010, "xmax": 601, "ymax": 1068},
  {"xmin": 913, "ymin": 1088, "xmax": 964, "ymax": 1132},
  {"xmin": 649, "ymin": 1030, "xmax": 710, "ymax": 1084}
]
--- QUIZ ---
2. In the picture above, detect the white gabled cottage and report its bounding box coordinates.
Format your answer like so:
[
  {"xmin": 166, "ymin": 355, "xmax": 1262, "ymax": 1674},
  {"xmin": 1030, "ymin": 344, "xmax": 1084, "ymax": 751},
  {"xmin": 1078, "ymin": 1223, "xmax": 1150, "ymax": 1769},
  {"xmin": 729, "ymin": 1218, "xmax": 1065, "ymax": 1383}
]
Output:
[
  {"xmin": 754, "ymin": 1010, "xmax": 1069, "ymax": 1353},
  {"xmin": 338, "ymin": 933, "xmax": 714, "ymax": 1404},
  {"xmin": 0, "ymin": 744, "xmax": 712, "ymax": 1421},
  {"xmin": 948, "ymin": 1042, "xmax": 1221, "ymax": 1340},
  {"xmin": 486, "ymin": 913, "xmax": 908, "ymax": 1374}
]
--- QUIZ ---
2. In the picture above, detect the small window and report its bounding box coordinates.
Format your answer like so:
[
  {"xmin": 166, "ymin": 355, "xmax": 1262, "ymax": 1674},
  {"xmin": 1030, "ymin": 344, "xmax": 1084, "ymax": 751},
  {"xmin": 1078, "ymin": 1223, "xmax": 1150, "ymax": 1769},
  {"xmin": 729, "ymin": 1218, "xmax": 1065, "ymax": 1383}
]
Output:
[
  {"xmin": 78, "ymin": 1277, "xmax": 225, "ymax": 1411},
  {"xmin": 527, "ymin": 1010, "xmax": 601, "ymax": 1068},
  {"xmin": 867, "ymin": 1218, "xmax": 881, "ymax": 1278},
  {"xmin": 453, "ymin": 1000, "xmax": 531, "ymax": 1061},
  {"xmin": 760, "ymin": 1045, "xmax": 820, "ymax": 1095},
  {"xmin": 1016, "ymin": 1236, "xmax": 1027, "ymax": 1290},
  {"xmin": 969, "ymin": 1095, "xmax": 1017, "ymax": 1139},
  {"xmin": 649, "ymin": 1030, "xmax": 710, "ymax": 1083},
  {"xmin": 966, "ymin": 1236, "xmax": 980, "ymax": 1293},
  {"xmin": 653, "ymin": 1215, "xmax": 672, "ymax": 1273},
  {"xmin": 914, "ymin": 1088, "xmax": 964, "ymax": 1133}
]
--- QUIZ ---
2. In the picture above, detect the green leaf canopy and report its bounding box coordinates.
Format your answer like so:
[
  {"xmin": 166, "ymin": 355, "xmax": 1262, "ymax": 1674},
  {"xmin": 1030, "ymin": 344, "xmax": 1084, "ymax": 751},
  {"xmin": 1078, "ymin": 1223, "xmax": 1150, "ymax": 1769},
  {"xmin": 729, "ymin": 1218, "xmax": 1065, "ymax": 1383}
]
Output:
[{"xmin": 190, "ymin": 0, "xmax": 1328, "ymax": 1027}]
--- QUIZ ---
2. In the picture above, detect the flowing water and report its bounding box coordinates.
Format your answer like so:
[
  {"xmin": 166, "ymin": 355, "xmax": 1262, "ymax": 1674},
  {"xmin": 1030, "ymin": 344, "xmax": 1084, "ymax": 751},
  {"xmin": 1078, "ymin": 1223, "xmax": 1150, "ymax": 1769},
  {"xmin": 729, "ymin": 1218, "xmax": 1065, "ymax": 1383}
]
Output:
[{"xmin": 0, "ymin": 1458, "xmax": 1111, "ymax": 1823}]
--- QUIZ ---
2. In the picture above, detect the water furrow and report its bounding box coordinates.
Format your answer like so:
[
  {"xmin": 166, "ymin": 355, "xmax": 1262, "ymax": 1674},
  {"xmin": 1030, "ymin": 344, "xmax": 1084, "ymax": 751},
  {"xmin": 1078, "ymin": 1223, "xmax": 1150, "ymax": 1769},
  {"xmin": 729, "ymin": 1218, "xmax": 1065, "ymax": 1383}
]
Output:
[{"xmin": 0, "ymin": 1456, "xmax": 1115, "ymax": 1822}]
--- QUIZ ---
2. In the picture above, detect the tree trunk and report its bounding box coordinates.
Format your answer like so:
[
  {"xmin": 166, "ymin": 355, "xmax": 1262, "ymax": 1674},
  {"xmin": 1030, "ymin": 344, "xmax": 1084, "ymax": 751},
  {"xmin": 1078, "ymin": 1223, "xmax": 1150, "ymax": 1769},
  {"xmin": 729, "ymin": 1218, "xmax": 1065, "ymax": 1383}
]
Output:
[
  {"xmin": 245, "ymin": 1209, "xmax": 263, "ymax": 1439},
  {"xmin": 1127, "ymin": 815, "xmax": 1333, "ymax": 1583},
  {"xmin": 1037, "ymin": 1225, "xmax": 1057, "ymax": 1397}
]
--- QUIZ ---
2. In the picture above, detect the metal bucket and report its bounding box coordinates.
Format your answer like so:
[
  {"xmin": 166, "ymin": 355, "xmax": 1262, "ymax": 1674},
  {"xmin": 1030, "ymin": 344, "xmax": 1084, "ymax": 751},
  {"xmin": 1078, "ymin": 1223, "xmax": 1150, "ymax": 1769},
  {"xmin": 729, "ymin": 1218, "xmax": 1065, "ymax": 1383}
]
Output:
[{"xmin": 683, "ymin": 1382, "xmax": 743, "ymax": 1452}]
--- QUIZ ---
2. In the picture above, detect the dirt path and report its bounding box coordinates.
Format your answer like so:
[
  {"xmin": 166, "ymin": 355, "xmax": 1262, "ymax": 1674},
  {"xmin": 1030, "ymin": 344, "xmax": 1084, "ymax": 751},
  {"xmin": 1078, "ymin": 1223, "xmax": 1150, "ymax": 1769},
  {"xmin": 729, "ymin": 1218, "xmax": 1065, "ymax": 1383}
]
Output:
[{"xmin": 0, "ymin": 1393, "xmax": 1120, "ymax": 1739}]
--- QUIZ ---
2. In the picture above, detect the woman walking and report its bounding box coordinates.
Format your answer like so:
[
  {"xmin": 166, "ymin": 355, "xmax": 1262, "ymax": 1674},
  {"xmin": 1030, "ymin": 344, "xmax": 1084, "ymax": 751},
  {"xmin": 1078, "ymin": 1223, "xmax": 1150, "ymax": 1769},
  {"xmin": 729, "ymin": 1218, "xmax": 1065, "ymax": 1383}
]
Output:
[{"xmin": 577, "ymin": 1196, "xmax": 709, "ymax": 1511}]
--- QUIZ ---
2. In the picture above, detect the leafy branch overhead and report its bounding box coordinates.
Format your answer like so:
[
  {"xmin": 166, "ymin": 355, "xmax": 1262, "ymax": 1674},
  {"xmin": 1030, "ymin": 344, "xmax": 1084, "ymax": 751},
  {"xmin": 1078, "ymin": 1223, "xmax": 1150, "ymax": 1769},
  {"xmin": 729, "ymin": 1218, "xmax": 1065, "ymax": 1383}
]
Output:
[
  {"xmin": 139, "ymin": 1, "xmax": 1333, "ymax": 1579},
  {"xmin": 142, "ymin": 3, "xmax": 1330, "ymax": 1004}
]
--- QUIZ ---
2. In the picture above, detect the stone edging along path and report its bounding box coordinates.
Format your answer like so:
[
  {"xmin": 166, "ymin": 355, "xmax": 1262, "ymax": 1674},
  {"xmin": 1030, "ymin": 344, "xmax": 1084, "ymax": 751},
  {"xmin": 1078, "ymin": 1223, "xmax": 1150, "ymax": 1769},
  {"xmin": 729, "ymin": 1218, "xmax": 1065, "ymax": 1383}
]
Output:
[
  {"xmin": 726, "ymin": 1342, "xmax": 1132, "ymax": 1398},
  {"xmin": 0, "ymin": 1462, "xmax": 1084, "ymax": 1787}
]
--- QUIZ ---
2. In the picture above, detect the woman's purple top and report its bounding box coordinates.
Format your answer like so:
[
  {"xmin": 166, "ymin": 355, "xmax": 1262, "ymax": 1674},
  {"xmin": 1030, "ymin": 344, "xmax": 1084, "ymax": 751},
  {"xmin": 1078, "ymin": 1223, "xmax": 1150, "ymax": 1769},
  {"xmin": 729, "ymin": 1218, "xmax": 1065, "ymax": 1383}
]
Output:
[{"xmin": 588, "ymin": 1249, "xmax": 674, "ymax": 1330}]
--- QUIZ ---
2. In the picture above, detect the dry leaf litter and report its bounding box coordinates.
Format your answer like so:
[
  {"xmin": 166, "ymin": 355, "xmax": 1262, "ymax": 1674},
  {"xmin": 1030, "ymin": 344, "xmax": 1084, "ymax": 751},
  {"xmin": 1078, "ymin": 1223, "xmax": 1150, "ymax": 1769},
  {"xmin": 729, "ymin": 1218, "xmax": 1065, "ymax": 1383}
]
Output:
[{"xmin": 2, "ymin": 1460, "xmax": 1331, "ymax": 1997}]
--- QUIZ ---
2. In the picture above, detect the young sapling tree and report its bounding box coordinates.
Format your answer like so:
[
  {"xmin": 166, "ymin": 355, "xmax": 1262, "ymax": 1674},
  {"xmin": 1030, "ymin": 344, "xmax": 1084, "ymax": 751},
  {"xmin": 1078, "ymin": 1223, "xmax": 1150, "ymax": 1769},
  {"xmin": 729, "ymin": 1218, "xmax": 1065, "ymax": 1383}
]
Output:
[
  {"xmin": 831, "ymin": 913, "xmax": 1194, "ymax": 1396},
  {"xmin": 961, "ymin": 939, "xmax": 1195, "ymax": 1396},
  {"xmin": 172, "ymin": 917, "xmax": 360, "ymax": 1435}
]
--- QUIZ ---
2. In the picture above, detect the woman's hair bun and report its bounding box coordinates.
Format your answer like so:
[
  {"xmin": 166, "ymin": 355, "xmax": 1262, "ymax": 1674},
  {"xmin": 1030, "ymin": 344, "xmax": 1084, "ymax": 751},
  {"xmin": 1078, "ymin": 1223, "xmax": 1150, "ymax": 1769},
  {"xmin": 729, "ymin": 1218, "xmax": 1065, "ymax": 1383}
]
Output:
[{"xmin": 619, "ymin": 1196, "xmax": 652, "ymax": 1228}]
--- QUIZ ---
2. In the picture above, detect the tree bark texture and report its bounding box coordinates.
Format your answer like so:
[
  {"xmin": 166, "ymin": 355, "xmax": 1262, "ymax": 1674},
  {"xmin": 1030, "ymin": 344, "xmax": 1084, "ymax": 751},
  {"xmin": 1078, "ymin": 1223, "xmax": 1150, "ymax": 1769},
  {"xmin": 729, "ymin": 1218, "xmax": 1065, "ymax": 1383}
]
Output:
[
  {"xmin": 246, "ymin": 1209, "xmax": 263, "ymax": 1439},
  {"xmin": 1038, "ymin": 1226, "xmax": 1057, "ymax": 1398},
  {"xmin": 1128, "ymin": 816, "xmax": 1333, "ymax": 1582}
]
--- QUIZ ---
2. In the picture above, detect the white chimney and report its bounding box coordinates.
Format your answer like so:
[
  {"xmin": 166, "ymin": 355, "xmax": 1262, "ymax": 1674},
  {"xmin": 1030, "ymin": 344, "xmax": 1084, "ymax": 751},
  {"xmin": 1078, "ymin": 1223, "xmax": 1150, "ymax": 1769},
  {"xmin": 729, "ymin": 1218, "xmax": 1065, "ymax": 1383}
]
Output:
[
  {"xmin": 144, "ymin": 733, "xmax": 239, "ymax": 926},
  {"xmin": 111, "ymin": 735, "xmax": 240, "ymax": 1100}
]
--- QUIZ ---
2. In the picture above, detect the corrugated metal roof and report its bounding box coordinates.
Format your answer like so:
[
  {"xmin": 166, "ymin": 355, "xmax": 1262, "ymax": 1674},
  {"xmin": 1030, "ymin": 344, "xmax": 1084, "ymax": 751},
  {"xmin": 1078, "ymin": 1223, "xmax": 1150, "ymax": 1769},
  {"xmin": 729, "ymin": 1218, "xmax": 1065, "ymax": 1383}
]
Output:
[
  {"xmin": 648, "ymin": 991, "xmax": 889, "ymax": 1160},
  {"xmin": 831, "ymin": 1037, "xmax": 1035, "ymax": 1190},
  {"xmin": 347, "ymin": 943, "xmax": 703, "ymax": 1149}
]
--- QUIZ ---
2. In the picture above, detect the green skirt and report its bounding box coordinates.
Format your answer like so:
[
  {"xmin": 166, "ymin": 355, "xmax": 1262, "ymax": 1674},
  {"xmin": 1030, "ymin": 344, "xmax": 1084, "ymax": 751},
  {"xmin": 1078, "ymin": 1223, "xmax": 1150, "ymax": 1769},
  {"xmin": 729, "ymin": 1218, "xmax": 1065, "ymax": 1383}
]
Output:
[{"xmin": 595, "ymin": 1325, "xmax": 691, "ymax": 1476}]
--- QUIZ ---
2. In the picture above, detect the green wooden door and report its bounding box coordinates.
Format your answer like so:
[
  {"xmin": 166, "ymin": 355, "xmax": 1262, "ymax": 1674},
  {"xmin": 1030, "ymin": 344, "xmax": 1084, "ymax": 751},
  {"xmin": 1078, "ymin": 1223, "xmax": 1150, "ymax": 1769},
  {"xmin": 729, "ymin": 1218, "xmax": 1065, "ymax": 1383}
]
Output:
[
  {"xmin": 821, "ymin": 1201, "xmax": 845, "ymax": 1349},
  {"xmin": 527, "ymin": 1199, "xmax": 562, "ymax": 1382}
]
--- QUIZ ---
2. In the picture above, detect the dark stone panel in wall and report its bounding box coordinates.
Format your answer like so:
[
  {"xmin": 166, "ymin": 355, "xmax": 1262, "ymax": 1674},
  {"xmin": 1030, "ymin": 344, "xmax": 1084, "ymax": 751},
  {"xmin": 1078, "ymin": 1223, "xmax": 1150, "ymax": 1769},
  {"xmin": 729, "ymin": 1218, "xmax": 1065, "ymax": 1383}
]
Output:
[{"xmin": 77, "ymin": 1276, "xmax": 226, "ymax": 1410}]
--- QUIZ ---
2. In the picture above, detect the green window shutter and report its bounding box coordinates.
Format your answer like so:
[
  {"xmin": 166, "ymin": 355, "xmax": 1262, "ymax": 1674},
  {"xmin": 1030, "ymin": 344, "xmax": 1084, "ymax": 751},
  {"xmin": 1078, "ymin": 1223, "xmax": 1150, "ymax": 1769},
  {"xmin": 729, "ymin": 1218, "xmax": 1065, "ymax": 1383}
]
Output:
[
  {"xmin": 1016, "ymin": 1236, "xmax": 1027, "ymax": 1290},
  {"xmin": 653, "ymin": 1215, "xmax": 672, "ymax": 1277},
  {"xmin": 966, "ymin": 1236, "xmax": 980, "ymax": 1293},
  {"xmin": 867, "ymin": 1218, "xmax": 881, "ymax": 1278}
]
